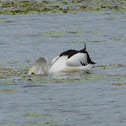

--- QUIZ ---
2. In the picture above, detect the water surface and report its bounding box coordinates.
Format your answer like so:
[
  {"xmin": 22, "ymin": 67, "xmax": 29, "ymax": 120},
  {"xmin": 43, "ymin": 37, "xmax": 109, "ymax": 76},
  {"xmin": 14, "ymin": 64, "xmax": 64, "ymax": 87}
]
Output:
[{"xmin": 0, "ymin": 12, "xmax": 126, "ymax": 126}]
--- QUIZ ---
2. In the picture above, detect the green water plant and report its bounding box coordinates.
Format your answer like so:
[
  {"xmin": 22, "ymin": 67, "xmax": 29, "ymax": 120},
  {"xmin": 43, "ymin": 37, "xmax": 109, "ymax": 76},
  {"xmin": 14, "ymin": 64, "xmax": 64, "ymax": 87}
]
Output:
[
  {"xmin": 0, "ymin": 0, "xmax": 126, "ymax": 15},
  {"xmin": 98, "ymin": 64, "xmax": 126, "ymax": 69},
  {"xmin": 0, "ymin": 89, "xmax": 19, "ymax": 93},
  {"xmin": 22, "ymin": 113, "xmax": 50, "ymax": 117},
  {"xmin": 113, "ymin": 83, "xmax": 126, "ymax": 86},
  {"xmin": 0, "ymin": 62, "xmax": 126, "ymax": 85}
]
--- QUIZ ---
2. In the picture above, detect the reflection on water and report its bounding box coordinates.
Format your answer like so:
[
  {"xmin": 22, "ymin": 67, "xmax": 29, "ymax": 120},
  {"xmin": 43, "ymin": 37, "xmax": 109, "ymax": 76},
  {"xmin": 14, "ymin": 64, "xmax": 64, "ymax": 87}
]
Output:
[{"xmin": 0, "ymin": 11, "xmax": 126, "ymax": 126}]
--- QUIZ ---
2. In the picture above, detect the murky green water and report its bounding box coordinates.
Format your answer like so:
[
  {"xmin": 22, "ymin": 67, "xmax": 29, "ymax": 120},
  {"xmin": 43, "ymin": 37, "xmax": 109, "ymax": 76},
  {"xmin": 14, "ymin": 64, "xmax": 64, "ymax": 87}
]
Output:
[{"xmin": 0, "ymin": 5, "xmax": 126, "ymax": 126}]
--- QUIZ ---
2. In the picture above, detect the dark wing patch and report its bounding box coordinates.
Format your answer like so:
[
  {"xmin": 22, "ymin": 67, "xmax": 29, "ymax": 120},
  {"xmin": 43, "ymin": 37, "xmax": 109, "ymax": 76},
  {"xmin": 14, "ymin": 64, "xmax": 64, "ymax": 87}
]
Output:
[
  {"xmin": 86, "ymin": 52, "xmax": 95, "ymax": 64},
  {"xmin": 59, "ymin": 48, "xmax": 95, "ymax": 64},
  {"xmin": 80, "ymin": 49, "xmax": 95, "ymax": 64},
  {"xmin": 60, "ymin": 50, "xmax": 78, "ymax": 58},
  {"xmin": 80, "ymin": 61, "xmax": 86, "ymax": 66}
]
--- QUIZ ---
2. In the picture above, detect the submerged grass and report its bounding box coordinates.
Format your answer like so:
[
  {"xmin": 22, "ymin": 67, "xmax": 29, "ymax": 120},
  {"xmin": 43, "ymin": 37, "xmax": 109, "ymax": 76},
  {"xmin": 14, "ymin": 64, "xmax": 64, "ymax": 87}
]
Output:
[
  {"xmin": 113, "ymin": 83, "xmax": 126, "ymax": 86},
  {"xmin": 42, "ymin": 31, "xmax": 82, "ymax": 36},
  {"xmin": 22, "ymin": 113, "xmax": 50, "ymax": 117},
  {"xmin": 72, "ymin": 40, "xmax": 107, "ymax": 43},
  {"xmin": 0, "ymin": 63, "xmax": 126, "ymax": 85},
  {"xmin": 0, "ymin": 0, "xmax": 126, "ymax": 15},
  {"xmin": 42, "ymin": 30, "xmax": 83, "ymax": 38},
  {"xmin": 97, "ymin": 64, "xmax": 126, "ymax": 69},
  {"xmin": 0, "ymin": 89, "xmax": 19, "ymax": 93},
  {"xmin": 22, "ymin": 113, "xmax": 58, "ymax": 125},
  {"xmin": 2, "ymin": 124, "xmax": 19, "ymax": 126}
]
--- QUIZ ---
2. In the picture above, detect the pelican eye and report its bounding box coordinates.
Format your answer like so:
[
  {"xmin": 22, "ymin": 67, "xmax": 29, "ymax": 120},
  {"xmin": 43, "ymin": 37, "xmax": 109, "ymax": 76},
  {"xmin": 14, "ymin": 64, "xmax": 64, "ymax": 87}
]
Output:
[{"xmin": 31, "ymin": 72, "xmax": 35, "ymax": 75}]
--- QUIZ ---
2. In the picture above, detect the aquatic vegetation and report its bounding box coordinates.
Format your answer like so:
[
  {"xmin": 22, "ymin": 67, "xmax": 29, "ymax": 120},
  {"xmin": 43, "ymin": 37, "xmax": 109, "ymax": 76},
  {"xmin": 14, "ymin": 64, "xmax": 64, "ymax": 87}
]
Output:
[
  {"xmin": 72, "ymin": 40, "xmax": 107, "ymax": 43},
  {"xmin": 27, "ymin": 77, "xmax": 80, "ymax": 84},
  {"xmin": 0, "ymin": 63, "xmax": 126, "ymax": 85},
  {"xmin": 42, "ymin": 31, "xmax": 69, "ymax": 35},
  {"xmin": 2, "ymin": 81, "xmax": 14, "ymax": 84},
  {"xmin": 42, "ymin": 30, "xmax": 83, "ymax": 38},
  {"xmin": 22, "ymin": 113, "xmax": 50, "ymax": 117},
  {"xmin": 84, "ymin": 73, "xmax": 107, "ymax": 81},
  {"xmin": 0, "ymin": 89, "xmax": 19, "ymax": 93},
  {"xmin": 22, "ymin": 114, "xmax": 58, "ymax": 125},
  {"xmin": 42, "ymin": 30, "xmax": 81, "ymax": 36},
  {"xmin": 30, "ymin": 120, "xmax": 58, "ymax": 125},
  {"xmin": 43, "ymin": 121, "xmax": 58, "ymax": 124},
  {"xmin": 0, "ymin": 19, "xmax": 5, "ymax": 22},
  {"xmin": 0, "ymin": 0, "xmax": 126, "ymax": 15},
  {"xmin": 113, "ymin": 83, "xmax": 126, "ymax": 86},
  {"xmin": 2, "ymin": 124, "xmax": 19, "ymax": 126},
  {"xmin": 98, "ymin": 64, "xmax": 126, "ymax": 69},
  {"xmin": 0, "ymin": 67, "xmax": 28, "ymax": 79}
]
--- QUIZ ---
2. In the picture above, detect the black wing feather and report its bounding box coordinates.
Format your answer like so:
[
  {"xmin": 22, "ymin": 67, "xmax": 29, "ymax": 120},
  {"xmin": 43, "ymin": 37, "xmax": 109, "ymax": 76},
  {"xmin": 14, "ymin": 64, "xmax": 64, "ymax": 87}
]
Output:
[{"xmin": 60, "ymin": 49, "xmax": 95, "ymax": 64}]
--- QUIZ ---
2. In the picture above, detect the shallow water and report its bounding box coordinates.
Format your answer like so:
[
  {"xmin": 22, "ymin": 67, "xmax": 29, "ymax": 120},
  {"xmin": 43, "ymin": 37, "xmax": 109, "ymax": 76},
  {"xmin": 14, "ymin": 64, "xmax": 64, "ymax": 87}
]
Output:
[{"xmin": 0, "ymin": 11, "xmax": 126, "ymax": 126}]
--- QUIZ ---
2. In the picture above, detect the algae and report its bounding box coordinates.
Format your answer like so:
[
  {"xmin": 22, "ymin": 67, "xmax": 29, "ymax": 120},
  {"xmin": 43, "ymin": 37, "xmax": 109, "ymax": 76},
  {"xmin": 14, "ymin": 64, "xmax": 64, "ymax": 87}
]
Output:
[
  {"xmin": 42, "ymin": 30, "xmax": 83, "ymax": 38},
  {"xmin": 30, "ymin": 120, "xmax": 58, "ymax": 125},
  {"xmin": 0, "ymin": 0, "xmax": 126, "ymax": 15},
  {"xmin": 2, "ymin": 124, "xmax": 19, "ymax": 126},
  {"xmin": 72, "ymin": 40, "xmax": 107, "ymax": 43},
  {"xmin": 22, "ymin": 113, "xmax": 59, "ymax": 125},
  {"xmin": 85, "ymin": 73, "xmax": 106, "ymax": 81},
  {"xmin": 27, "ymin": 78, "xmax": 79, "ymax": 84},
  {"xmin": 0, "ymin": 63, "xmax": 126, "ymax": 85},
  {"xmin": 0, "ymin": 20, "xmax": 5, "ymax": 23},
  {"xmin": 113, "ymin": 83, "xmax": 126, "ymax": 86},
  {"xmin": 43, "ymin": 121, "xmax": 58, "ymax": 124},
  {"xmin": 22, "ymin": 113, "xmax": 50, "ymax": 117},
  {"xmin": 42, "ymin": 30, "xmax": 81, "ymax": 35},
  {"xmin": 98, "ymin": 64, "xmax": 126, "ymax": 69},
  {"xmin": 0, "ymin": 89, "xmax": 19, "ymax": 93}
]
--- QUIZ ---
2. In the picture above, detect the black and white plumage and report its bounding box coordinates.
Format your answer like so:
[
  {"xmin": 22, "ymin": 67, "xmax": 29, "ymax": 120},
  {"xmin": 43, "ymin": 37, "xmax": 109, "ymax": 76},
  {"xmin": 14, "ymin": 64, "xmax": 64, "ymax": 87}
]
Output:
[{"xmin": 28, "ymin": 43, "xmax": 95, "ymax": 75}]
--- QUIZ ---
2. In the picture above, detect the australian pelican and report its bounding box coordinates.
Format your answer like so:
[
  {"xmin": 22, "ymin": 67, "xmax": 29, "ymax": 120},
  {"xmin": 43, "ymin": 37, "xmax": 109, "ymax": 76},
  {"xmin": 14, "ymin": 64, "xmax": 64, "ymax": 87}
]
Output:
[{"xmin": 28, "ymin": 43, "xmax": 95, "ymax": 75}]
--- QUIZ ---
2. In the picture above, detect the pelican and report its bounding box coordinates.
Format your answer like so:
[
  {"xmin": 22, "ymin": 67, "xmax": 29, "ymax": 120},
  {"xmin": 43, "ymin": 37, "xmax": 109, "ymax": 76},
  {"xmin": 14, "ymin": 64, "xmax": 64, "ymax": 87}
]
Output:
[{"xmin": 28, "ymin": 43, "xmax": 95, "ymax": 75}]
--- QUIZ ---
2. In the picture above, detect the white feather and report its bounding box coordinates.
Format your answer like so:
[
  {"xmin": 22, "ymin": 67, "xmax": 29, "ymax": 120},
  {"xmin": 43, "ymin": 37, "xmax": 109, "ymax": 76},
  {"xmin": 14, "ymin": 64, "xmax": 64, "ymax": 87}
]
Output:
[
  {"xmin": 50, "ymin": 55, "xmax": 92, "ymax": 73},
  {"xmin": 51, "ymin": 56, "xmax": 59, "ymax": 65},
  {"xmin": 49, "ymin": 56, "xmax": 68, "ymax": 73},
  {"xmin": 28, "ymin": 47, "xmax": 94, "ymax": 75},
  {"xmin": 28, "ymin": 57, "xmax": 48, "ymax": 75},
  {"xmin": 66, "ymin": 53, "xmax": 87, "ymax": 67},
  {"xmin": 29, "ymin": 55, "xmax": 92, "ymax": 75}
]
